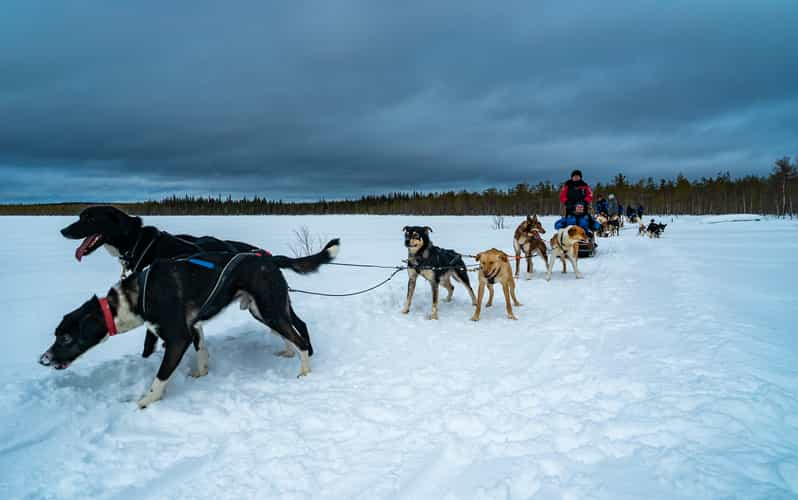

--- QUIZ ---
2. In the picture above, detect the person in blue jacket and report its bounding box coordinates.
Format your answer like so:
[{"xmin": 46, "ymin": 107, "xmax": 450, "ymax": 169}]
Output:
[
  {"xmin": 607, "ymin": 193, "xmax": 620, "ymax": 216},
  {"xmin": 637, "ymin": 204, "xmax": 645, "ymax": 218},
  {"xmin": 595, "ymin": 195, "xmax": 609, "ymax": 216}
]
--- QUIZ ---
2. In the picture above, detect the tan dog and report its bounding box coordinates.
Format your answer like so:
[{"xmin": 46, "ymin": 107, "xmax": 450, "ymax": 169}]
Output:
[
  {"xmin": 471, "ymin": 248, "xmax": 521, "ymax": 321},
  {"xmin": 638, "ymin": 222, "xmax": 646, "ymax": 236},
  {"xmin": 545, "ymin": 226, "xmax": 589, "ymax": 280},
  {"xmin": 595, "ymin": 214, "xmax": 610, "ymax": 237},
  {"xmin": 513, "ymin": 215, "xmax": 548, "ymax": 279}
]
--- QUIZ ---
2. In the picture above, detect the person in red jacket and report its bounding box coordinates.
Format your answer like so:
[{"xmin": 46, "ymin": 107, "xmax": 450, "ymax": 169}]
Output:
[
  {"xmin": 555, "ymin": 170, "xmax": 601, "ymax": 243},
  {"xmin": 559, "ymin": 169, "xmax": 594, "ymax": 215}
]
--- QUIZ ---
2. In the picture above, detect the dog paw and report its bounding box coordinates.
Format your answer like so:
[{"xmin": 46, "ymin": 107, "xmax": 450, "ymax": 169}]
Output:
[
  {"xmin": 136, "ymin": 393, "xmax": 161, "ymax": 409},
  {"xmin": 428, "ymin": 313, "xmax": 438, "ymax": 320},
  {"xmin": 275, "ymin": 349, "xmax": 296, "ymax": 358},
  {"xmin": 508, "ymin": 315, "xmax": 518, "ymax": 320},
  {"xmin": 444, "ymin": 297, "xmax": 453, "ymax": 303},
  {"xmin": 400, "ymin": 308, "xmax": 410, "ymax": 314},
  {"xmin": 296, "ymin": 369, "xmax": 310, "ymax": 378},
  {"xmin": 470, "ymin": 315, "xmax": 479, "ymax": 322},
  {"xmin": 576, "ymin": 275, "xmax": 583, "ymax": 279},
  {"xmin": 190, "ymin": 367, "xmax": 209, "ymax": 378}
]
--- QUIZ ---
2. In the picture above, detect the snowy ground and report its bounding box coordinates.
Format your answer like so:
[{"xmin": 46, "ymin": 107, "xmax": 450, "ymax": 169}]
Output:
[{"xmin": 1, "ymin": 214, "xmax": 797, "ymax": 499}]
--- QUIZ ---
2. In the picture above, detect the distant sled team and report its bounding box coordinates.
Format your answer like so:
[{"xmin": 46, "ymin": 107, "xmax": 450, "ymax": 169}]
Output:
[{"xmin": 41, "ymin": 184, "xmax": 669, "ymax": 407}]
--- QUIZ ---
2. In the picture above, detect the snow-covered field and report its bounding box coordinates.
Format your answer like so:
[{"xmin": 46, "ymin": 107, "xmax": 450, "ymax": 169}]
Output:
[{"xmin": 1, "ymin": 214, "xmax": 797, "ymax": 499}]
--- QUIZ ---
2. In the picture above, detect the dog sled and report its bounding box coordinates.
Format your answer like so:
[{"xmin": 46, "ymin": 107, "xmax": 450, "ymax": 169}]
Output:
[{"xmin": 578, "ymin": 232, "xmax": 596, "ymax": 258}]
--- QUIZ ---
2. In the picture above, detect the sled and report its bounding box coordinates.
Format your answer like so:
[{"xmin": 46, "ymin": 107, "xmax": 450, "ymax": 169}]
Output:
[{"xmin": 578, "ymin": 233, "xmax": 597, "ymax": 258}]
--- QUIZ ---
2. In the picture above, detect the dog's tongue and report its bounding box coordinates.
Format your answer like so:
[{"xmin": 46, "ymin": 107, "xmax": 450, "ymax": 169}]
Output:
[{"xmin": 75, "ymin": 234, "xmax": 100, "ymax": 261}]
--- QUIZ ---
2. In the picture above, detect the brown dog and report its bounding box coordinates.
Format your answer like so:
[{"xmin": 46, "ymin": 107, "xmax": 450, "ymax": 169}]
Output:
[
  {"xmin": 471, "ymin": 248, "xmax": 521, "ymax": 321},
  {"xmin": 545, "ymin": 226, "xmax": 589, "ymax": 280},
  {"xmin": 513, "ymin": 215, "xmax": 548, "ymax": 279}
]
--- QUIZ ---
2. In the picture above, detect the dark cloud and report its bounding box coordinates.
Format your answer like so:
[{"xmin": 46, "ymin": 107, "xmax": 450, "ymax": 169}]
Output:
[{"xmin": 1, "ymin": 0, "xmax": 796, "ymax": 202}]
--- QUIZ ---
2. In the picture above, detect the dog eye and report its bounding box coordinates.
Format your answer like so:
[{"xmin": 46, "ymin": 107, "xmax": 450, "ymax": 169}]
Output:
[{"xmin": 58, "ymin": 334, "xmax": 73, "ymax": 345}]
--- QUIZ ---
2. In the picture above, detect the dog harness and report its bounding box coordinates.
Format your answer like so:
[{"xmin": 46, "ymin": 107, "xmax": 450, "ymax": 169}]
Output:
[
  {"xmin": 553, "ymin": 232, "xmax": 568, "ymax": 254},
  {"xmin": 122, "ymin": 227, "xmax": 163, "ymax": 273},
  {"xmin": 407, "ymin": 246, "xmax": 462, "ymax": 273},
  {"xmin": 136, "ymin": 250, "xmax": 270, "ymax": 318}
]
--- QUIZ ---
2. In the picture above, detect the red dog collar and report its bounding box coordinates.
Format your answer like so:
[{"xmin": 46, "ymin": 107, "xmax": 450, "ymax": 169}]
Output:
[{"xmin": 98, "ymin": 297, "xmax": 118, "ymax": 336}]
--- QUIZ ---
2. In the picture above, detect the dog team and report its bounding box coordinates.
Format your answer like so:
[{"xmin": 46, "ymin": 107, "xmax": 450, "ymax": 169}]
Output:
[{"xmin": 40, "ymin": 202, "xmax": 666, "ymax": 407}]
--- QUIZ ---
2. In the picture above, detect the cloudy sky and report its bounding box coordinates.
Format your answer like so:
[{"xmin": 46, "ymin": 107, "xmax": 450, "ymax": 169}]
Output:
[{"xmin": 1, "ymin": 1, "xmax": 796, "ymax": 202}]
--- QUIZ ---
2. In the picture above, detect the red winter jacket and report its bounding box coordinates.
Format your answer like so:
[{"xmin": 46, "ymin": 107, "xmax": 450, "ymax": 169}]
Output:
[{"xmin": 559, "ymin": 179, "xmax": 593, "ymax": 207}]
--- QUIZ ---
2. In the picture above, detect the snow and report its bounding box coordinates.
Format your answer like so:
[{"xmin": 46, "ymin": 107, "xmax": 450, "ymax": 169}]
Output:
[{"xmin": 0, "ymin": 215, "xmax": 797, "ymax": 499}]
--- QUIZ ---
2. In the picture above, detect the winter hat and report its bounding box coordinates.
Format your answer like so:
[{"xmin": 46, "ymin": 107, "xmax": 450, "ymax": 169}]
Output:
[{"xmin": 570, "ymin": 169, "xmax": 583, "ymax": 178}]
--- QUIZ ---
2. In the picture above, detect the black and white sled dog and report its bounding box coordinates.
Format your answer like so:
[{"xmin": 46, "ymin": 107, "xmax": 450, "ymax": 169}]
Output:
[
  {"xmin": 646, "ymin": 220, "xmax": 668, "ymax": 238},
  {"xmin": 61, "ymin": 205, "xmax": 266, "ymax": 356},
  {"xmin": 401, "ymin": 226, "xmax": 477, "ymax": 320},
  {"xmin": 61, "ymin": 205, "xmax": 261, "ymax": 275},
  {"xmin": 40, "ymin": 240, "xmax": 340, "ymax": 409}
]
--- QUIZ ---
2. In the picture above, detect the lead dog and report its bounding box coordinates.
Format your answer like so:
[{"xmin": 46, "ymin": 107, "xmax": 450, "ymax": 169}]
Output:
[
  {"xmin": 471, "ymin": 248, "xmax": 521, "ymax": 321},
  {"xmin": 40, "ymin": 240, "xmax": 339, "ymax": 408},
  {"xmin": 61, "ymin": 205, "xmax": 261, "ymax": 276},
  {"xmin": 401, "ymin": 226, "xmax": 477, "ymax": 320},
  {"xmin": 545, "ymin": 226, "xmax": 589, "ymax": 280},
  {"xmin": 61, "ymin": 205, "xmax": 265, "ymax": 358},
  {"xmin": 513, "ymin": 215, "xmax": 548, "ymax": 279}
]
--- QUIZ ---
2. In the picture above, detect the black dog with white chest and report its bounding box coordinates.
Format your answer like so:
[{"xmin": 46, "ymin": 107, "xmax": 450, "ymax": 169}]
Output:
[
  {"xmin": 61, "ymin": 205, "xmax": 260, "ymax": 274},
  {"xmin": 40, "ymin": 240, "xmax": 339, "ymax": 408},
  {"xmin": 401, "ymin": 226, "xmax": 476, "ymax": 320},
  {"xmin": 61, "ymin": 205, "xmax": 265, "ymax": 358}
]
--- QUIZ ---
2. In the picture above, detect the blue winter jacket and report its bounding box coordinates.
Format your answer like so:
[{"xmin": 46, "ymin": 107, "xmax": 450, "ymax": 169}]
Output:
[{"xmin": 555, "ymin": 214, "xmax": 601, "ymax": 231}]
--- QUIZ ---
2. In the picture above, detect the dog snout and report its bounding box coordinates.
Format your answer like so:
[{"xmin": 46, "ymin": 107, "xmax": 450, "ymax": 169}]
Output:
[{"xmin": 39, "ymin": 351, "xmax": 53, "ymax": 366}]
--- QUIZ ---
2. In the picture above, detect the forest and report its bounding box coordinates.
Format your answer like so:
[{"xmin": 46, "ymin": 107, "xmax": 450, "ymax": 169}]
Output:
[{"xmin": 2, "ymin": 157, "xmax": 795, "ymax": 217}]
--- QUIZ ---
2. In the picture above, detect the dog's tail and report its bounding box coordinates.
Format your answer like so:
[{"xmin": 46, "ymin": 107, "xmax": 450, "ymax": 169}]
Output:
[{"xmin": 271, "ymin": 239, "xmax": 340, "ymax": 274}]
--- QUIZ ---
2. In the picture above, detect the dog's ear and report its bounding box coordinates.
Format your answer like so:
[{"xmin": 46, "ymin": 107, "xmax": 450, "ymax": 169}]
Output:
[
  {"xmin": 526, "ymin": 215, "xmax": 533, "ymax": 222},
  {"xmin": 402, "ymin": 226, "xmax": 409, "ymax": 232},
  {"xmin": 474, "ymin": 252, "xmax": 482, "ymax": 262},
  {"xmin": 423, "ymin": 226, "xmax": 432, "ymax": 233},
  {"xmin": 133, "ymin": 216, "xmax": 143, "ymax": 229},
  {"xmin": 500, "ymin": 253, "xmax": 508, "ymax": 263}
]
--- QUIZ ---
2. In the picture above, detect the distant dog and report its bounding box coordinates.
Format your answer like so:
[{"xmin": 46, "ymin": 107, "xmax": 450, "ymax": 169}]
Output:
[
  {"xmin": 608, "ymin": 214, "xmax": 621, "ymax": 237},
  {"xmin": 61, "ymin": 205, "xmax": 264, "ymax": 357},
  {"xmin": 596, "ymin": 214, "xmax": 610, "ymax": 237},
  {"xmin": 40, "ymin": 240, "xmax": 340, "ymax": 408},
  {"xmin": 646, "ymin": 220, "xmax": 667, "ymax": 238},
  {"xmin": 471, "ymin": 249, "xmax": 521, "ymax": 321},
  {"xmin": 513, "ymin": 215, "xmax": 548, "ymax": 279},
  {"xmin": 638, "ymin": 222, "xmax": 646, "ymax": 236},
  {"xmin": 545, "ymin": 226, "xmax": 589, "ymax": 280},
  {"xmin": 402, "ymin": 226, "xmax": 477, "ymax": 320}
]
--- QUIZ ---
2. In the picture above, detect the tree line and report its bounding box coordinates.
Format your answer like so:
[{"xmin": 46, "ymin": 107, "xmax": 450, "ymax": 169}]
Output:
[{"xmin": 1, "ymin": 157, "xmax": 795, "ymax": 217}]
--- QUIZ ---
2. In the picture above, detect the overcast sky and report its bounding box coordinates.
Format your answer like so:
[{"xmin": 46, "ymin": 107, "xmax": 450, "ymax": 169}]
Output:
[{"xmin": 1, "ymin": 1, "xmax": 796, "ymax": 202}]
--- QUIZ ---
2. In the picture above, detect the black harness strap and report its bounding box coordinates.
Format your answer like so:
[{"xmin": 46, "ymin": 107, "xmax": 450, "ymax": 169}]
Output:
[
  {"xmin": 123, "ymin": 227, "xmax": 163, "ymax": 273},
  {"xmin": 193, "ymin": 252, "xmax": 255, "ymax": 321}
]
